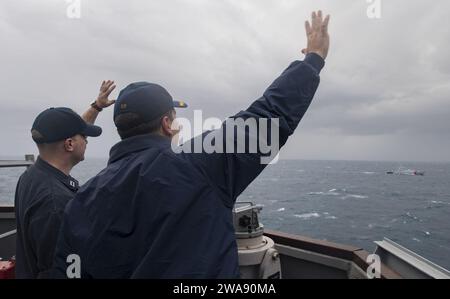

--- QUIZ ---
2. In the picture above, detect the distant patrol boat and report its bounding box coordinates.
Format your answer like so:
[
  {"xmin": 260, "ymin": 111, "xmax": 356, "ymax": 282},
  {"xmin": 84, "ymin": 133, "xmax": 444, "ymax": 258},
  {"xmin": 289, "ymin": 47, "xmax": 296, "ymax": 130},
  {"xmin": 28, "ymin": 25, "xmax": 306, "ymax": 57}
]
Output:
[{"xmin": 387, "ymin": 167, "xmax": 425, "ymax": 176}]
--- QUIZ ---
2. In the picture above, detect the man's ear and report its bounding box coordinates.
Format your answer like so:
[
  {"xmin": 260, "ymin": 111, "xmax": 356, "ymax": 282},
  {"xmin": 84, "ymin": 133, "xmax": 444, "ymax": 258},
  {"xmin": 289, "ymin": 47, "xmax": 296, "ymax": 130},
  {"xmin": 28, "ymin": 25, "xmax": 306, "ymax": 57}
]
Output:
[
  {"xmin": 63, "ymin": 138, "xmax": 75, "ymax": 152},
  {"xmin": 161, "ymin": 115, "xmax": 173, "ymax": 137}
]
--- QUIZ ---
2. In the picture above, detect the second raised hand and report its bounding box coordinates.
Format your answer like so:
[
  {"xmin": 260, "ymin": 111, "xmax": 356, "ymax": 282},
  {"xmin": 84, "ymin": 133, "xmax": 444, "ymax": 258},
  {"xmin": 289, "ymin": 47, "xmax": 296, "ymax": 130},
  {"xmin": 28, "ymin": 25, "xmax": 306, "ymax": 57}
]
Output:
[{"xmin": 96, "ymin": 80, "xmax": 116, "ymax": 108}]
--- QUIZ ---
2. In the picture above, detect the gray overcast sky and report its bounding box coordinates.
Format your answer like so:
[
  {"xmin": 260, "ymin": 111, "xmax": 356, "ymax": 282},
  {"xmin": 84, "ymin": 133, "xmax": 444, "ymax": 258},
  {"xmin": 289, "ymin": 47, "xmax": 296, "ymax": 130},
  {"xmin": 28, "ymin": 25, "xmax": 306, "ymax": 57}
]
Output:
[{"xmin": 1, "ymin": 0, "xmax": 449, "ymax": 161}]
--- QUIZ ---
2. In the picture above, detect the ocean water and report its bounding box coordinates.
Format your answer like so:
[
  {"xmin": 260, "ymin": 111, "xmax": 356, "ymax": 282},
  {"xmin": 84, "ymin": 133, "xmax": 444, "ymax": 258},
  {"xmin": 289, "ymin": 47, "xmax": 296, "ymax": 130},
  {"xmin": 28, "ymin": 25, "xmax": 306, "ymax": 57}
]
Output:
[{"xmin": 1, "ymin": 158, "xmax": 450, "ymax": 270}]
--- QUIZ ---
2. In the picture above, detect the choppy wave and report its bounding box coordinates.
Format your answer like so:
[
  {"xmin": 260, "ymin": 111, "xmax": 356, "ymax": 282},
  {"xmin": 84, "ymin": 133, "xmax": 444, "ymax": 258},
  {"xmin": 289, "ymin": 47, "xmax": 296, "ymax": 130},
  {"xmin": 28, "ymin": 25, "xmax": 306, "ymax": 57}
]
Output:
[
  {"xmin": 404, "ymin": 212, "xmax": 423, "ymax": 222},
  {"xmin": 308, "ymin": 189, "xmax": 340, "ymax": 196},
  {"xmin": 426, "ymin": 200, "xmax": 447, "ymax": 210},
  {"xmin": 342, "ymin": 194, "xmax": 369, "ymax": 199},
  {"xmin": 431, "ymin": 200, "xmax": 445, "ymax": 204},
  {"xmin": 293, "ymin": 212, "xmax": 320, "ymax": 219},
  {"xmin": 307, "ymin": 188, "xmax": 367, "ymax": 200}
]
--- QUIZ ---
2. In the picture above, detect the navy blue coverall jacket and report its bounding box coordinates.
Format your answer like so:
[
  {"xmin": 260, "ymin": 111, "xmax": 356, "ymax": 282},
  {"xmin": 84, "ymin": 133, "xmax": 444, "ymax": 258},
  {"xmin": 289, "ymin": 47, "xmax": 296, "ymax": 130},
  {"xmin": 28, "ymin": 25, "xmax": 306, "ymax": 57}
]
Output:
[{"xmin": 53, "ymin": 53, "xmax": 324, "ymax": 278}]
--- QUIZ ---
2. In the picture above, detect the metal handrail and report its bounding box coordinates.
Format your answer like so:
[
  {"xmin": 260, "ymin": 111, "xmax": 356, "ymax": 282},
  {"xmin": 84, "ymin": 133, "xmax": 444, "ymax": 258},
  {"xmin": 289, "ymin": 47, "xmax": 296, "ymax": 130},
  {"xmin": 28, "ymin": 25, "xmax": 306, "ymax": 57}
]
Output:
[
  {"xmin": 0, "ymin": 229, "xmax": 16, "ymax": 240},
  {"xmin": 0, "ymin": 155, "xmax": 35, "ymax": 168}
]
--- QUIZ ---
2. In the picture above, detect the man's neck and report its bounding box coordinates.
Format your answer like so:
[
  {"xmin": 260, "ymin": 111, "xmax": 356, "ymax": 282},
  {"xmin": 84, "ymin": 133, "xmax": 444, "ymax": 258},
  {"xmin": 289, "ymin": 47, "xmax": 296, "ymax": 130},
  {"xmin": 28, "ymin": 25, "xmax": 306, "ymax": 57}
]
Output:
[{"xmin": 39, "ymin": 155, "xmax": 73, "ymax": 176}]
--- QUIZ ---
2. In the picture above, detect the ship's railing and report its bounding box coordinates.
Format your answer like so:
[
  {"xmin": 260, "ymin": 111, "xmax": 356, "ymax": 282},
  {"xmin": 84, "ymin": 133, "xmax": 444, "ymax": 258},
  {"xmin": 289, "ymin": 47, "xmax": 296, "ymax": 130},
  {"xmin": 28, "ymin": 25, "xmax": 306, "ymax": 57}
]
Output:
[
  {"xmin": 0, "ymin": 210, "xmax": 16, "ymax": 259},
  {"xmin": 374, "ymin": 238, "xmax": 450, "ymax": 279},
  {"xmin": 0, "ymin": 155, "xmax": 34, "ymax": 253},
  {"xmin": 0, "ymin": 155, "xmax": 35, "ymax": 168},
  {"xmin": 0, "ymin": 229, "xmax": 16, "ymax": 258}
]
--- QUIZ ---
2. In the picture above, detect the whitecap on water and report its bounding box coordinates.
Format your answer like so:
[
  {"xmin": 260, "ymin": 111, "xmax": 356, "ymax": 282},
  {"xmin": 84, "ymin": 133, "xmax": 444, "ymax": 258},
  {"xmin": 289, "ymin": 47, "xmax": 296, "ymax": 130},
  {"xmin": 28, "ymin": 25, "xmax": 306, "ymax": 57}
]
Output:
[
  {"xmin": 405, "ymin": 212, "xmax": 422, "ymax": 222},
  {"xmin": 308, "ymin": 190, "xmax": 340, "ymax": 196},
  {"xmin": 293, "ymin": 212, "xmax": 320, "ymax": 220},
  {"xmin": 341, "ymin": 194, "xmax": 368, "ymax": 200},
  {"xmin": 308, "ymin": 192, "xmax": 321, "ymax": 195},
  {"xmin": 430, "ymin": 200, "xmax": 449, "ymax": 205},
  {"xmin": 276, "ymin": 208, "xmax": 285, "ymax": 212}
]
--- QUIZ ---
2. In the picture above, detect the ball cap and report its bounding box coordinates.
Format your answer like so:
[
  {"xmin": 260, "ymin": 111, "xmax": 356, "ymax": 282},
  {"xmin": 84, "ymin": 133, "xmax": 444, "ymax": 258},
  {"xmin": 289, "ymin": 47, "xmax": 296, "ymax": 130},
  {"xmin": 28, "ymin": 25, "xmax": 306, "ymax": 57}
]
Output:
[
  {"xmin": 31, "ymin": 107, "xmax": 102, "ymax": 144},
  {"xmin": 113, "ymin": 82, "xmax": 188, "ymax": 125}
]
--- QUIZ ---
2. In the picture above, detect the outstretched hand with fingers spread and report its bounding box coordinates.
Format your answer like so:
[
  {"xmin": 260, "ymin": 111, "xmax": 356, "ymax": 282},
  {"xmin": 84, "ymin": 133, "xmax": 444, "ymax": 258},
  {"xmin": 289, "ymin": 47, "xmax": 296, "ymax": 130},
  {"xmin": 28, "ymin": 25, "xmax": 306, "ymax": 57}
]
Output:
[
  {"xmin": 301, "ymin": 10, "xmax": 330, "ymax": 60},
  {"xmin": 96, "ymin": 80, "xmax": 116, "ymax": 108}
]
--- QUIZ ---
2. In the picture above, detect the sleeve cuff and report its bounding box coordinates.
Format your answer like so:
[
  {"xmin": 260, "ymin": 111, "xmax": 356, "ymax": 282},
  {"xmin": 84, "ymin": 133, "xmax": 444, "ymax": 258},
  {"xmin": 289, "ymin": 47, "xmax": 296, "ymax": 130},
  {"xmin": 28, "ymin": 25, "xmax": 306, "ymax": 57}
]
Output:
[{"xmin": 304, "ymin": 53, "xmax": 325, "ymax": 74}]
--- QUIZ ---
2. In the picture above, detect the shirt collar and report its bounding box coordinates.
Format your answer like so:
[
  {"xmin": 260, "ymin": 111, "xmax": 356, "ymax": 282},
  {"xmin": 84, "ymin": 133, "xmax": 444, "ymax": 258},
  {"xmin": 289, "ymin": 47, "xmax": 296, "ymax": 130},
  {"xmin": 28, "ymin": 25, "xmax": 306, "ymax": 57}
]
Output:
[
  {"xmin": 108, "ymin": 134, "xmax": 172, "ymax": 165},
  {"xmin": 34, "ymin": 157, "xmax": 79, "ymax": 192}
]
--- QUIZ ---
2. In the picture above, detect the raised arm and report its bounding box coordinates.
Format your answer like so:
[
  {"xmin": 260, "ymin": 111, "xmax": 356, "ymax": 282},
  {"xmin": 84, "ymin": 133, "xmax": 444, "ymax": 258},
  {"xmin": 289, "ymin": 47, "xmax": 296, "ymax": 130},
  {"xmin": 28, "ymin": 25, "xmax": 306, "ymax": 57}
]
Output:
[{"xmin": 183, "ymin": 11, "xmax": 331, "ymax": 207}]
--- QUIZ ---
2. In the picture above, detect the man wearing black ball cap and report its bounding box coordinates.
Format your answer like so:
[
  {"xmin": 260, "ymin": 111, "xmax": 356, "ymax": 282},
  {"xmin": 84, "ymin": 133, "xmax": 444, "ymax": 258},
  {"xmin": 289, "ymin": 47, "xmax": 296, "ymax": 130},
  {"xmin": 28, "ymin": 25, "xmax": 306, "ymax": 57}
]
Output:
[{"xmin": 14, "ymin": 81, "xmax": 116, "ymax": 278}]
